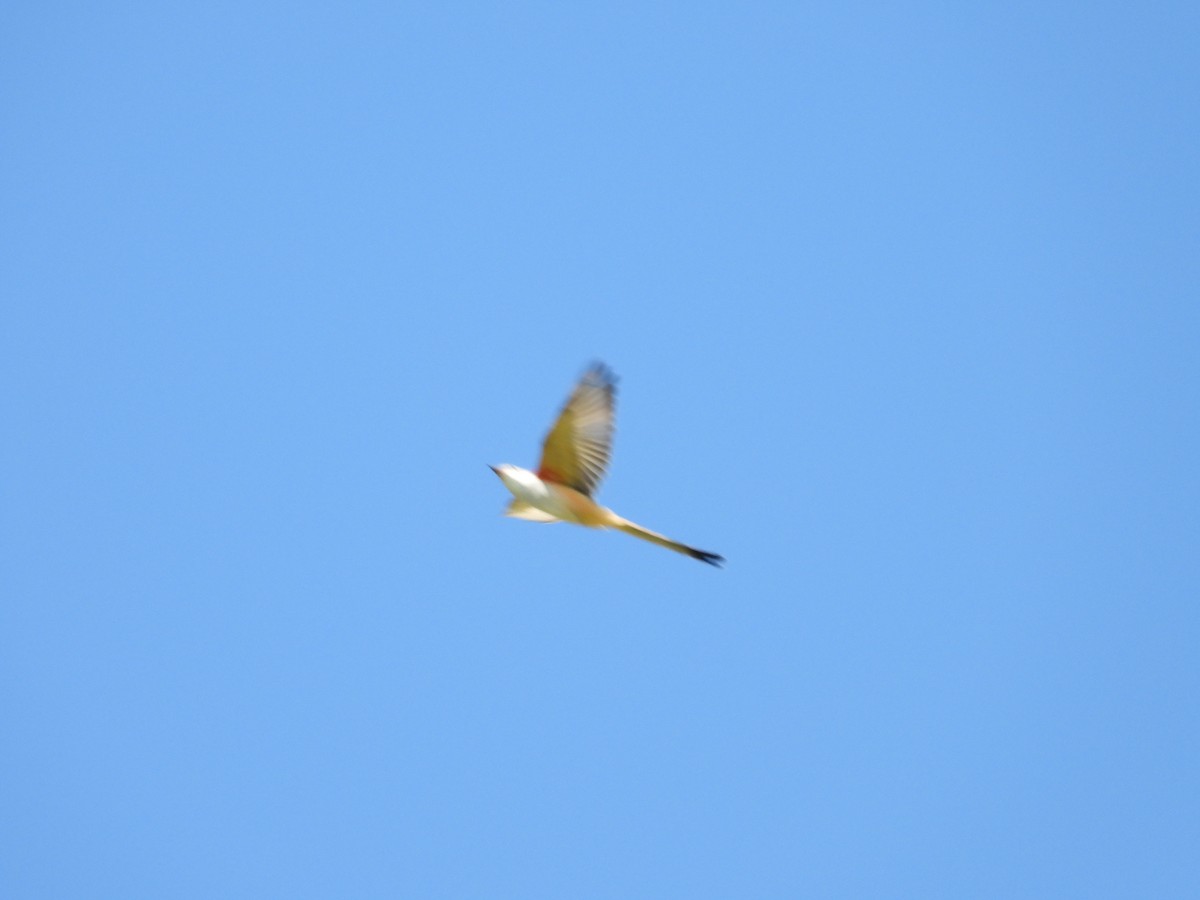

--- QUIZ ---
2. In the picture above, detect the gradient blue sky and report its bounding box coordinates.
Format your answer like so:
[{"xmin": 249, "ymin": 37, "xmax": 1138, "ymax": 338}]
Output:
[{"xmin": 3, "ymin": 3, "xmax": 1198, "ymax": 897}]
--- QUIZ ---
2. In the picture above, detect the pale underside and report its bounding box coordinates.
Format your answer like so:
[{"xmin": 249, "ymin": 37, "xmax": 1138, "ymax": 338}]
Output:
[{"xmin": 505, "ymin": 499, "xmax": 559, "ymax": 523}]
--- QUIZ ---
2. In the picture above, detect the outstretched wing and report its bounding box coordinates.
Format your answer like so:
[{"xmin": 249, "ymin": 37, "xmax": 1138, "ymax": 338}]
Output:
[{"xmin": 536, "ymin": 363, "xmax": 616, "ymax": 497}]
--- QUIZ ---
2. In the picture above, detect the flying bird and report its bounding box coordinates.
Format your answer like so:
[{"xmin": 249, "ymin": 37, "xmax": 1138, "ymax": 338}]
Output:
[{"xmin": 490, "ymin": 363, "xmax": 724, "ymax": 567}]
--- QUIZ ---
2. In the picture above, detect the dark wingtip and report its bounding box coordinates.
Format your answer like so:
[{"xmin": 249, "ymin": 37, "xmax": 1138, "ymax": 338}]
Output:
[{"xmin": 583, "ymin": 360, "xmax": 618, "ymax": 390}]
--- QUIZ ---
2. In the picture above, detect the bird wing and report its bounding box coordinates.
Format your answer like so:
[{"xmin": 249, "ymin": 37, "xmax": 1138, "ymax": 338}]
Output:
[{"xmin": 536, "ymin": 363, "xmax": 616, "ymax": 497}]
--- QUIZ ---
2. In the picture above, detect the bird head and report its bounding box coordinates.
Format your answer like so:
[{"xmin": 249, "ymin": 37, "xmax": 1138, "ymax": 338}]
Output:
[{"xmin": 489, "ymin": 464, "xmax": 537, "ymax": 493}]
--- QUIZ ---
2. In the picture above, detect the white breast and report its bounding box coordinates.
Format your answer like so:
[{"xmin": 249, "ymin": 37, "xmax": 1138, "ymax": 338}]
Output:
[{"xmin": 501, "ymin": 467, "xmax": 578, "ymax": 522}]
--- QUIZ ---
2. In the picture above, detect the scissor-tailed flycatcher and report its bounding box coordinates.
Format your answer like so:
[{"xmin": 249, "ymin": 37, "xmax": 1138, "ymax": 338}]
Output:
[{"xmin": 490, "ymin": 363, "xmax": 724, "ymax": 567}]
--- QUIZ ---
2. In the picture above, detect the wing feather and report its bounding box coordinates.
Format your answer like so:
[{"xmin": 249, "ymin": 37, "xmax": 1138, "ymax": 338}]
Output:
[{"xmin": 536, "ymin": 363, "xmax": 616, "ymax": 497}]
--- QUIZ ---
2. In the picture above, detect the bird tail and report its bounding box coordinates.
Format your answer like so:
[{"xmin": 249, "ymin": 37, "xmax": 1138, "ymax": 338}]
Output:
[{"xmin": 612, "ymin": 517, "xmax": 724, "ymax": 567}]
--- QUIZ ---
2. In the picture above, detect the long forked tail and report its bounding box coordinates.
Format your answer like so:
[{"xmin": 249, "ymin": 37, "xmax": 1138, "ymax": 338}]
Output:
[{"xmin": 613, "ymin": 517, "xmax": 724, "ymax": 567}]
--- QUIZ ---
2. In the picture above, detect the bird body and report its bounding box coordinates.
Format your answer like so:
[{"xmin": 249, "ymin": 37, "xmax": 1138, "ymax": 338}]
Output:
[
  {"xmin": 495, "ymin": 464, "xmax": 616, "ymax": 527},
  {"xmin": 491, "ymin": 364, "xmax": 723, "ymax": 567}
]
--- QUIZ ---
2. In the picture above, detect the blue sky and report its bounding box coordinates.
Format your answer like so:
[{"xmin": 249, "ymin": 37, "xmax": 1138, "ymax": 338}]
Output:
[{"xmin": 3, "ymin": 2, "xmax": 1198, "ymax": 897}]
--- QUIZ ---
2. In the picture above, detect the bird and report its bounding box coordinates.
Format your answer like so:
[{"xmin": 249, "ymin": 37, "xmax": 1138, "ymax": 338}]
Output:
[{"xmin": 490, "ymin": 363, "xmax": 724, "ymax": 567}]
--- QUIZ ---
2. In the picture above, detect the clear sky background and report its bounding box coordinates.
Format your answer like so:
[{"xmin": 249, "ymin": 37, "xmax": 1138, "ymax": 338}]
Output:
[{"xmin": 3, "ymin": 3, "xmax": 1198, "ymax": 897}]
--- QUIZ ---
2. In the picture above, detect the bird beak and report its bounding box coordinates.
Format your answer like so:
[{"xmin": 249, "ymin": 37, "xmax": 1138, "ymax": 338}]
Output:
[{"xmin": 488, "ymin": 465, "xmax": 500, "ymax": 476}]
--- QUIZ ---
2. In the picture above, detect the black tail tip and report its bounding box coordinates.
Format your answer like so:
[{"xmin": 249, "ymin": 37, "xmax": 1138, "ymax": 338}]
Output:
[{"xmin": 691, "ymin": 549, "xmax": 725, "ymax": 568}]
